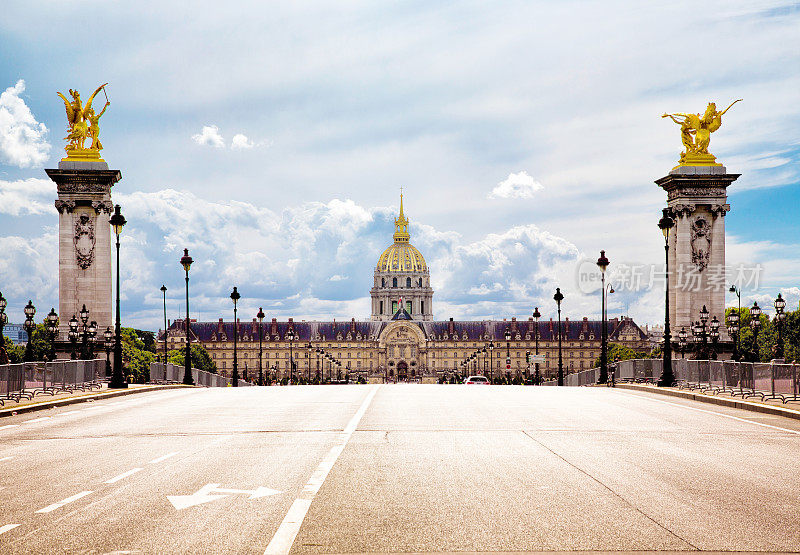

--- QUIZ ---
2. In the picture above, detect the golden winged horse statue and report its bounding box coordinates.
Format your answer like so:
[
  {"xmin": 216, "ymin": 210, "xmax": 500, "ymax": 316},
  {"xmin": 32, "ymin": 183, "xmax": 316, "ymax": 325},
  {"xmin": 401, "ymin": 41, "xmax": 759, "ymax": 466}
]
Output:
[{"xmin": 56, "ymin": 83, "xmax": 109, "ymax": 159}]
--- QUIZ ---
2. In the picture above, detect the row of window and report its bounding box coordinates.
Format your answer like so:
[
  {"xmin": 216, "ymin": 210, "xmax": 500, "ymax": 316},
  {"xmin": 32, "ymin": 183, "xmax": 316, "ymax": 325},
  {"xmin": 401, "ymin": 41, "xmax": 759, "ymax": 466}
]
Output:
[{"xmin": 379, "ymin": 277, "xmax": 426, "ymax": 288}]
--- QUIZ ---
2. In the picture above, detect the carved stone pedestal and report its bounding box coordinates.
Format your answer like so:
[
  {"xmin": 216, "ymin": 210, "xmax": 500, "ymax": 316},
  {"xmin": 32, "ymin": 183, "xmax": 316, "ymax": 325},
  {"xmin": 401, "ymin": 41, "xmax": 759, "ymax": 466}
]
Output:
[
  {"xmin": 46, "ymin": 161, "xmax": 121, "ymax": 355},
  {"xmin": 656, "ymin": 165, "xmax": 738, "ymax": 348}
]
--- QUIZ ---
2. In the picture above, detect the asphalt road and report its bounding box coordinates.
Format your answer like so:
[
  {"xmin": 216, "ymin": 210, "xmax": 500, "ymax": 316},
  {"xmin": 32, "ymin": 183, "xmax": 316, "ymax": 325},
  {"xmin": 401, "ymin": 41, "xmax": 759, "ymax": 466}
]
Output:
[{"xmin": 1, "ymin": 385, "xmax": 799, "ymax": 554}]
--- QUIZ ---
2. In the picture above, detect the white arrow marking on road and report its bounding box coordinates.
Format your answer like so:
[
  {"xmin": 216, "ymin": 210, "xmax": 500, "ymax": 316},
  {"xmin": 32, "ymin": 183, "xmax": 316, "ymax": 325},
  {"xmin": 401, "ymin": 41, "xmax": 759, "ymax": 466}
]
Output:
[
  {"xmin": 36, "ymin": 490, "xmax": 93, "ymax": 513},
  {"xmin": 0, "ymin": 524, "xmax": 20, "ymax": 535},
  {"xmin": 168, "ymin": 483, "xmax": 282, "ymax": 510}
]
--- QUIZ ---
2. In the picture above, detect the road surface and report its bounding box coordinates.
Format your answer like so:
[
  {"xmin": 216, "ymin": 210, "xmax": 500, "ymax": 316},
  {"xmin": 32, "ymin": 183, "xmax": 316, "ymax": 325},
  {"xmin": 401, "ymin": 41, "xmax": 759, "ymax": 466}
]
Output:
[{"xmin": 0, "ymin": 385, "xmax": 798, "ymax": 553}]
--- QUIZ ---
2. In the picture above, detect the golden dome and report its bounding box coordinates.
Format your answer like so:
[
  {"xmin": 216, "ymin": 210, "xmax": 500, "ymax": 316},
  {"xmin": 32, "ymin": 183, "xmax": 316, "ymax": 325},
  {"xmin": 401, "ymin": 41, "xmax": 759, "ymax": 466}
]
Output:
[{"xmin": 376, "ymin": 193, "xmax": 428, "ymax": 273}]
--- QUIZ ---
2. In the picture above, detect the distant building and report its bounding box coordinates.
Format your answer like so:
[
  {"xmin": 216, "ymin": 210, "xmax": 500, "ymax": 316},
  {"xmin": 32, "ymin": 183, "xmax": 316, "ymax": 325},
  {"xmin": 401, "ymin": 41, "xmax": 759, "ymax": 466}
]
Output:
[
  {"xmin": 2, "ymin": 323, "xmax": 29, "ymax": 345},
  {"xmin": 158, "ymin": 197, "xmax": 649, "ymax": 380}
]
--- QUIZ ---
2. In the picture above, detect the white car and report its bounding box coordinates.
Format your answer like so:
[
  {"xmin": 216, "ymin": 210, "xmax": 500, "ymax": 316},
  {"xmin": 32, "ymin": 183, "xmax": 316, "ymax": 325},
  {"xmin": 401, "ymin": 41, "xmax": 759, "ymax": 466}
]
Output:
[{"xmin": 463, "ymin": 375, "xmax": 490, "ymax": 385}]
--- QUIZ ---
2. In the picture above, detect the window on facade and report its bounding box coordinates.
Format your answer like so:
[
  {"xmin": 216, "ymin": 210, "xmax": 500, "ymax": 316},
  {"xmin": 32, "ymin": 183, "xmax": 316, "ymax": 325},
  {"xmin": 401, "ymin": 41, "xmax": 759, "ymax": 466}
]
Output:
[
  {"xmin": 418, "ymin": 278, "xmax": 423, "ymax": 287},
  {"xmin": 420, "ymin": 301, "xmax": 424, "ymax": 313},
  {"xmin": 406, "ymin": 277, "xmax": 412, "ymax": 288},
  {"xmin": 406, "ymin": 300, "xmax": 412, "ymax": 313},
  {"xmin": 381, "ymin": 278, "xmax": 385, "ymax": 287},
  {"xmin": 393, "ymin": 277, "xmax": 397, "ymax": 288},
  {"xmin": 380, "ymin": 301, "xmax": 384, "ymax": 314},
  {"xmin": 392, "ymin": 300, "xmax": 398, "ymax": 314}
]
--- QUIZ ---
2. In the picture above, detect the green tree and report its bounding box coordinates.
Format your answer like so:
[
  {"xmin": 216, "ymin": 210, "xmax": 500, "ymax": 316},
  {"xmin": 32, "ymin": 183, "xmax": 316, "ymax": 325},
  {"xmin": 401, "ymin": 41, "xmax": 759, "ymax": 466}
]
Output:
[
  {"xmin": 2, "ymin": 336, "xmax": 25, "ymax": 364},
  {"xmin": 167, "ymin": 344, "xmax": 217, "ymax": 374},
  {"xmin": 120, "ymin": 327, "xmax": 156, "ymax": 383},
  {"xmin": 133, "ymin": 329, "xmax": 156, "ymax": 353}
]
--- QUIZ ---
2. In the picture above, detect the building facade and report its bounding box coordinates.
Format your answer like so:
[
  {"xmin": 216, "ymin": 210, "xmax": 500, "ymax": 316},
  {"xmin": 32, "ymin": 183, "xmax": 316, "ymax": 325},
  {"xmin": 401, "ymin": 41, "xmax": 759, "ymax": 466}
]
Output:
[{"xmin": 160, "ymin": 197, "xmax": 649, "ymax": 381}]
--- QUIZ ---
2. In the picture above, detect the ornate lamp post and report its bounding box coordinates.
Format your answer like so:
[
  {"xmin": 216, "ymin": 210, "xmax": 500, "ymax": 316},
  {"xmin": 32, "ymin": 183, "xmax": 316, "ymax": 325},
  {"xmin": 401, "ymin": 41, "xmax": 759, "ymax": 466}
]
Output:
[
  {"xmin": 504, "ymin": 328, "xmax": 511, "ymax": 383},
  {"xmin": 179, "ymin": 248, "xmax": 194, "ymax": 385},
  {"xmin": 46, "ymin": 308, "xmax": 59, "ymax": 363},
  {"xmin": 657, "ymin": 208, "xmax": 675, "ymax": 387},
  {"xmin": 23, "ymin": 300, "xmax": 36, "ymax": 362},
  {"xmin": 160, "ymin": 285, "xmax": 168, "ymax": 368},
  {"xmin": 481, "ymin": 346, "xmax": 487, "ymax": 376},
  {"xmin": 699, "ymin": 304, "xmax": 709, "ymax": 359},
  {"xmin": 0, "ymin": 292, "xmax": 8, "ymax": 363},
  {"xmin": 488, "ymin": 341, "xmax": 494, "ymax": 383},
  {"xmin": 257, "ymin": 307, "xmax": 265, "ymax": 386},
  {"xmin": 709, "ymin": 316, "xmax": 720, "ymax": 359},
  {"xmin": 286, "ymin": 328, "xmax": 296, "ymax": 385},
  {"xmin": 87, "ymin": 320, "xmax": 98, "ymax": 360},
  {"xmin": 750, "ymin": 301, "xmax": 762, "ymax": 362},
  {"xmin": 532, "ymin": 307, "xmax": 541, "ymax": 385},
  {"xmin": 103, "ymin": 326, "xmax": 113, "ymax": 376},
  {"xmin": 774, "ymin": 293, "xmax": 786, "ymax": 360},
  {"xmin": 554, "ymin": 287, "xmax": 564, "ymax": 386},
  {"xmin": 68, "ymin": 315, "xmax": 79, "ymax": 360},
  {"xmin": 109, "ymin": 205, "xmax": 127, "ymax": 388},
  {"xmin": 596, "ymin": 250, "xmax": 610, "ymax": 384},
  {"xmin": 230, "ymin": 286, "xmax": 240, "ymax": 386},
  {"xmin": 729, "ymin": 285, "xmax": 742, "ymax": 361},
  {"xmin": 678, "ymin": 327, "xmax": 688, "ymax": 359},
  {"xmin": 307, "ymin": 343, "xmax": 313, "ymax": 382}
]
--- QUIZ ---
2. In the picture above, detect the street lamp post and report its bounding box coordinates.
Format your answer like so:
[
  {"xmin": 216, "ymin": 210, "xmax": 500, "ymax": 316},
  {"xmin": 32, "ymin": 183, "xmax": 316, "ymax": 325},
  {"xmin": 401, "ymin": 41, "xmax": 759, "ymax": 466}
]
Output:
[
  {"xmin": 699, "ymin": 304, "xmax": 709, "ymax": 359},
  {"xmin": 46, "ymin": 308, "xmax": 59, "ymax": 364},
  {"xmin": 709, "ymin": 316, "xmax": 720, "ymax": 359},
  {"xmin": 103, "ymin": 326, "xmax": 113, "ymax": 377},
  {"xmin": 554, "ymin": 288, "xmax": 564, "ymax": 386},
  {"xmin": 78, "ymin": 304, "xmax": 89, "ymax": 360},
  {"xmin": 179, "ymin": 248, "xmax": 194, "ymax": 385},
  {"xmin": 657, "ymin": 208, "xmax": 675, "ymax": 387},
  {"xmin": 774, "ymin": 293, "xmax": 786, "ymax": 360},
  {"xmin": 307, "ymin": 343, "xmax": 313, "ymax": 382},
  {"xmin": 23, "ymin": 300, "xmax": 36, "ymax": 362},
  {"xmin": 750, "ymin": 301, "xmax": 762, "ymax": 362},
  {"xmin": 504, "ymin": 328, "xmax": 511, "ymax": 383},
  {"xmin": 533, "ymin": 307, "xmax": 541, "ymax": 385},
  {"xmin": 68, "ymin": 315, "xmax": 79, "ymax": 360},
  {"xmin": 257, "ymin": 307, "xmax": 265, "ymax": 386},
  {"xmin": 596, "ymin": 250, "xmax": 610, "ymax": 384},
  {"xmin": 230, "ymin": 287, "xmax": 240, "ymax": 386},
  {"xmin": 0, "ymin": 292, "xmax": 7, "ymax": 363},
  {"xmin": 160, "ymin": 285, "xmax": 168, "ymax": 371},
  {"xmin": 286, "ymin": 328, "xmax": 296, "ymax": 385},
  {"xmin": 109, "ymin": 205, "xmax": 127, "ymax": 388},
  {"xmin": 678, "ymin": 327, "xmax": 688, "ymax": 359},
  {"xmin": 488, "ymin": 341, "xmax": 494, "ymax": 383},
  {"xmin": 729, "ymin": 285, "xmax": 742, "ymax": 361}
]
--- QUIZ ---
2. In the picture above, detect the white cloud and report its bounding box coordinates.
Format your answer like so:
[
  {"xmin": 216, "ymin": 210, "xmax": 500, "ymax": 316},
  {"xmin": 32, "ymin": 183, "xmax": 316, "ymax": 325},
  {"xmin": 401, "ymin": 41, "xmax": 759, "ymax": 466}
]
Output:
[
  {"xmin": 487, "ymin": 171, "xmax": 543, "ymax": 200},
  {"xmin": 0, "ymin": 178, "xmax": 55, "ymax": 215},
  {"xmin": 0, "ymin": 80, "xmax": 50, "ymax": 168},
  {"xmin": 231, "ymin": 133, "xmax": 254, "ymax": 150},
  {"xmin": 191, "ymin": 125, "xmax": 224, "ymax": 148}
]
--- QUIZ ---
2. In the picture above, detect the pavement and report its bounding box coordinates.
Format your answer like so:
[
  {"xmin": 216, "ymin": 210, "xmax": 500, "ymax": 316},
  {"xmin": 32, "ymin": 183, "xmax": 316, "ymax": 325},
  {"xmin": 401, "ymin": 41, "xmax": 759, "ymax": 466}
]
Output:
[{"xmin": 0, "ymin": 384, "xmax": 799, "ymax": 553}]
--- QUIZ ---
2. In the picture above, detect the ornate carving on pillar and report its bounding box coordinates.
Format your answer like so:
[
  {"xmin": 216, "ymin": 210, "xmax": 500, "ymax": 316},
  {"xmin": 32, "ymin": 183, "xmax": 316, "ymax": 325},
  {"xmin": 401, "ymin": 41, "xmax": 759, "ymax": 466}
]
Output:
[
  {"xmin": 74, "ymin": 214, "xmax": 96, "ymax": 270},
  {"xmin": 671, "ymin": 203, "xmax": 696, "ymax": 218},
  {"xmin": 710, "ymin": 203, "xmax": 731, "ymax": 218},
  {"xmin": 54, "ymin": 199, "xmax": 76, "ymax": 213},
  {"xmin": 690, "ymin": 217, "xmax": 711, "ymax": 272},
  {"xmin": 91, "ymin": 200, "xmax": 114, "ymax": 214}
]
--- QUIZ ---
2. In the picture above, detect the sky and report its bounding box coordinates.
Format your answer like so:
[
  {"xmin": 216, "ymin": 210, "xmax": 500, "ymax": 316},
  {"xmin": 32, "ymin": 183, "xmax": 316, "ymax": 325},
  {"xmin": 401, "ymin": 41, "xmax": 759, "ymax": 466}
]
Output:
[{"xmin": 0, "ymin": 0, "xmax": 798, "ymax": 332}]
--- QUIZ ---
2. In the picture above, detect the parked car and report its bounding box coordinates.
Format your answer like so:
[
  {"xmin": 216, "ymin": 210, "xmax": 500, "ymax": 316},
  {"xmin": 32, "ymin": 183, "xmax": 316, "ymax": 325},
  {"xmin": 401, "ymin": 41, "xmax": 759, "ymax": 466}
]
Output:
[{"xmin": 463, "ymin": 375, "xmax": 490, "ymax": 385}]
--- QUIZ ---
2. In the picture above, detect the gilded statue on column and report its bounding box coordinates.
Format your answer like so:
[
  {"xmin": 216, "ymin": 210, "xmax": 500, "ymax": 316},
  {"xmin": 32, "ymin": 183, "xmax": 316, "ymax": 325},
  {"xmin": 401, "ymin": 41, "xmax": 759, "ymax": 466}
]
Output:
[
  {"xmin": 662, "ymin": 99, "xmax": 741, "ymax": 167},
  {"xmin": 57, "ymin": 83, "xmax": 110, "ymax": 162}
]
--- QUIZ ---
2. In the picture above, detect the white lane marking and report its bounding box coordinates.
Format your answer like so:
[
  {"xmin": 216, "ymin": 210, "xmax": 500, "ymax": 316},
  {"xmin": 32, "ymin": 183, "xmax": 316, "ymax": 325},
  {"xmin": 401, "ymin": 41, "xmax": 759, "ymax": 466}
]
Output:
[
  {"xmin": 264, "ymin": 385, "xmax": 379, "ymax": 555},
  {"xmin": 0, "ymin": 425, "xmax": 18, "ymax": 431},
  {"xmin": 624, "ymin": 391, "xmax": 800, "ymax": 436},
  {"xmin": 0, "ymin": 456, "xmax": 14, "ymax": 462},
  {"xmin": 168, "ymin": 483, "xmax": 282, "ymax": 510},
  {"xmin": 149, "ymin": 452, "xmax": 178, "ymax": 464},
  {"xmin": 36, "ymin": 490, "xmax": 93, "ymax": 513},
  {"xmin": 58, "ymin": 410, "xmax": 80, "ymax": 416},
  {"xmin": 23, "ymin": 417, "xmax": 50, "ymax": 424},
  {"xmin": 0, "ymin": 524, "xmax": 20, "ymax": 535},
  {"xmin": 104, "ymin": 468, "xmax": 143, "ymax": 484}
]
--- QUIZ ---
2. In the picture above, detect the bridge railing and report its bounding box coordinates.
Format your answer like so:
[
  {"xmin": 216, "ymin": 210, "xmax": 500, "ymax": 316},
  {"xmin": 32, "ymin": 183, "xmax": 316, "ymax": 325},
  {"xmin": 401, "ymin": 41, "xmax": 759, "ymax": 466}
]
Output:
[
  {"xmin": 0, "ymin": 359, "xmax": 105, "ymax": 406},
  {"xmin": 149, "ymin": 363, "xmax": 254, "ymax": 387},
  {"xmin": 566, "ymin": 359, "xmax": 800, "ymax": 403}
]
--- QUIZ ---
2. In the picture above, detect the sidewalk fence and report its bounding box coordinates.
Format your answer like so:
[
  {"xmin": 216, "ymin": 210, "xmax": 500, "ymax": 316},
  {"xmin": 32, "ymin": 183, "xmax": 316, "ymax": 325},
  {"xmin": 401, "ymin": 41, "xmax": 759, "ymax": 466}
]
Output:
[
  {"xmin": 0, "ymin": 359, "xmax": 105, "ymax": 406},
  {"xmin": 149, "ymin": 362, "xmax": 253, "ymax": 387}
]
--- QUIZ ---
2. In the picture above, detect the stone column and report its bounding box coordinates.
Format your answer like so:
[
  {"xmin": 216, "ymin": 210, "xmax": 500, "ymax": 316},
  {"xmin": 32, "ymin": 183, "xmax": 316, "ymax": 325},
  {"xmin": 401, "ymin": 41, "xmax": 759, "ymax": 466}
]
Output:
[
  {"xmin": 46, "ymin": 160, "xmax": 121, "ymax": 354},
  {"xmin": 656, "ymin": 166, "xmax": 737, "ymax": 352}
]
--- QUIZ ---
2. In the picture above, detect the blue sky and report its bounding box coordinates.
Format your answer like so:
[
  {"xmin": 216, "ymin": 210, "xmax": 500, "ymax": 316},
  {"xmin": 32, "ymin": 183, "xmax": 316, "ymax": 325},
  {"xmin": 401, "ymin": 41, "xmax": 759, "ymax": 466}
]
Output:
[{"xmin": 0, "ymin": 1, "xmax": 798, "ymax": 331}]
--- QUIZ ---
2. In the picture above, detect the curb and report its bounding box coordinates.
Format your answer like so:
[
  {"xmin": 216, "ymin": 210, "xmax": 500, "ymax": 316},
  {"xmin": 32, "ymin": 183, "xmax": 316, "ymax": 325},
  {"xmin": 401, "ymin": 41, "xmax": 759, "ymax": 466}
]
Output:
[
  {"xmin": 616, "ymin": 383, "xmax": 800, "ymax": 422},
  {"xmin": 0, "ymin": 385, "xmax": 193, "ymax": 418}
]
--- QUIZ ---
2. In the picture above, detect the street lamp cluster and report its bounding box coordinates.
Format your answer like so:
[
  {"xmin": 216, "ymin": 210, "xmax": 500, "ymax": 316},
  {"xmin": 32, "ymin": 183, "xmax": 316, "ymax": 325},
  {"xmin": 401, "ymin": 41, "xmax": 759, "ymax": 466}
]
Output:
[
  {"xmin": 724, "ymin": 290, "xmax": 786, "ymax": 363},
  {"xmin": 312, "ymin": 345, "xmax": 343, "ymax": 383}
]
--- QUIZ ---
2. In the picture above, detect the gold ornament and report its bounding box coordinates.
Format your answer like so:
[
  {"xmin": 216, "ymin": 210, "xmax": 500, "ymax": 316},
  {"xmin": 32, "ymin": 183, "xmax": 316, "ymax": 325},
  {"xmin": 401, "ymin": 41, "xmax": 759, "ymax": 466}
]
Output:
[
  {"xmin": 662, "ymin": 99, "xmax": 741, "ymax": 167},
  {"xmin": 56, "ymin": 83, "xmax": 110, "ymax": 162}
]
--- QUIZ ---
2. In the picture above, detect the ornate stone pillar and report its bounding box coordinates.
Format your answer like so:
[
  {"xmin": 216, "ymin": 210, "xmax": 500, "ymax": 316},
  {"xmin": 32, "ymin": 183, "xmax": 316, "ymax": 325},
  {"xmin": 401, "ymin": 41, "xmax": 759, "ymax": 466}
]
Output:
[
  {"xmin": 46, "ymin": 160, "xmax": 121, "ymax": 350},
  {"xmin": 656, "ymin": 167, "xmax": 737, "ymax": 346}
]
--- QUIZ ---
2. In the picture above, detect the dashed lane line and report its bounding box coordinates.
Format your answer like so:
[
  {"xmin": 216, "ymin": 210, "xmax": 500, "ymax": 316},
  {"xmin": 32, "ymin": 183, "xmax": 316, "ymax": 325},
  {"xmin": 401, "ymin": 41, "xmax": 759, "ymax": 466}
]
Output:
[
  {"xmin": 0, "ymin": 524, "xmax": 20, "ymax": 535},
  {"xmin": 35, "ymin": 491, "xmax": 93, "ymax": 514},
  {"xmin": 149, "ymin": 452, "xmax": 178, "ymax": 464},
  {"xmin": 264, "ymin": 385, "xmax": 379, "ymax": 555},
  {"xmin": 104, "ymin": 468, "xmax": 143, "ymax": 484},
  {"xmin": 22, "ymin": 417, "xmax": 50, "ymax": 424},
  {"xmin": 0, "ymin": 456, "xmax": 14, "ymax": 462},
  {"xmin": 0, "ymin": 424, "xmax": 19, "ymax": 431}
]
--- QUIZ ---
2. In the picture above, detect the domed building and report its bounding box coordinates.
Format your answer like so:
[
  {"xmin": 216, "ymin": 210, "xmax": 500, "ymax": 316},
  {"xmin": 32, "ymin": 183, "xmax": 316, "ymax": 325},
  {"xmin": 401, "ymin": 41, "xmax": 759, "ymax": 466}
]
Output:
[{"xmin": 370, "ymin": 195, "xmax": 434, "ymax": 321}]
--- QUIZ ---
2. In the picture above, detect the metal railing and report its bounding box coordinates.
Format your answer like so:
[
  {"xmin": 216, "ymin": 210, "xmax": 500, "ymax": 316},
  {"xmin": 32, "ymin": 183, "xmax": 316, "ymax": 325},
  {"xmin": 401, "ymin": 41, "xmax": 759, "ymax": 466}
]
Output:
[
  {"xmin": 565, "ymin": 359, "xmax": 800, "ymax": 404},
  {"xmin": 0, "ymin": 359, "xmax": 105, "ymax": 406},
  {"xmin": 149, "ymin": 363, "xmax": 254, "ymax": 387}
]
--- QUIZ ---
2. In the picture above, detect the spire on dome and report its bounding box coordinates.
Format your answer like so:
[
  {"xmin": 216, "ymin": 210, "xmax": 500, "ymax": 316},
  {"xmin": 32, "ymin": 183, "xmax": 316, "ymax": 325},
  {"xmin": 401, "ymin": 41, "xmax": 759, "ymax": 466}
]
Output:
[{"xmin": 393, "ymin": 189, "xmax": 410, "ymax": 243}]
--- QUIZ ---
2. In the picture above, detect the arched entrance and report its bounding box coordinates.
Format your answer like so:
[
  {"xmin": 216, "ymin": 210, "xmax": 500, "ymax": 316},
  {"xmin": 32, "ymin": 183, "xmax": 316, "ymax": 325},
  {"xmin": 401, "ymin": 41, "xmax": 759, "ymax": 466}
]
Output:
[{"xmin": 397, "ymin": 361, "xmax": 408, "ymax": 381}]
